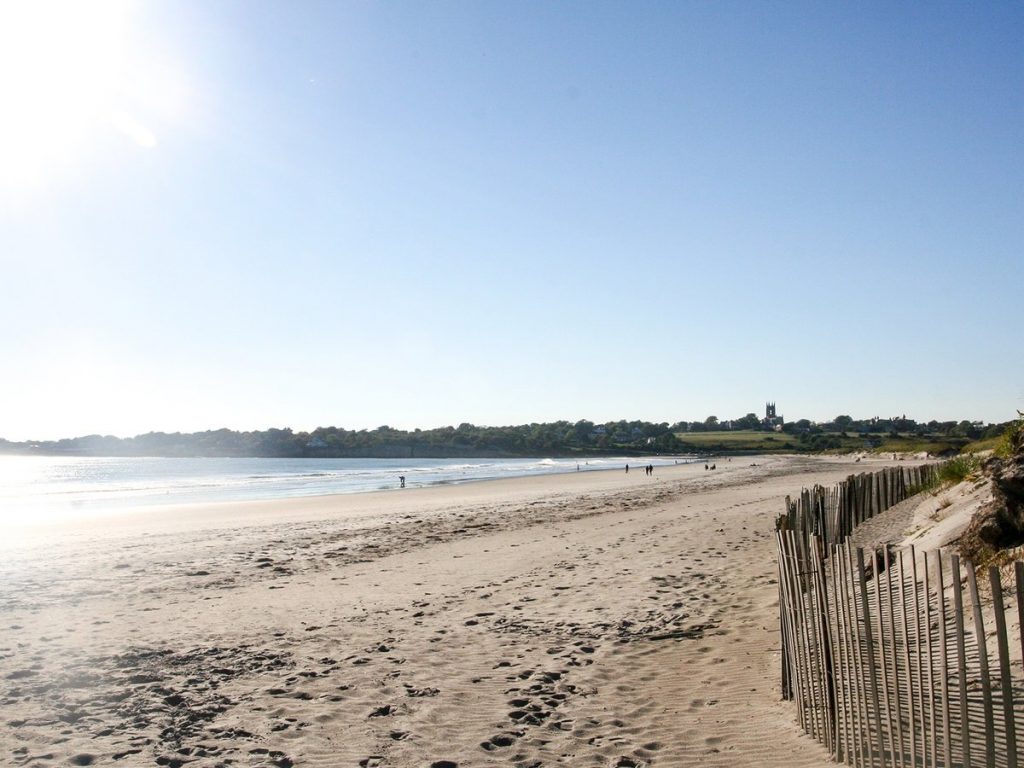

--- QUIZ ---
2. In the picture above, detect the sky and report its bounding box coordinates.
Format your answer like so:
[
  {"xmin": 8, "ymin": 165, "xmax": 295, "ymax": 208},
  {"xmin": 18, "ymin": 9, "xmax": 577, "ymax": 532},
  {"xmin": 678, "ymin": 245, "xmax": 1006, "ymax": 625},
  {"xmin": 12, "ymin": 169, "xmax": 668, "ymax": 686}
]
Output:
[{"xmin": 1, "ymin": 0, "xmax": 1021, "ymax": 441}]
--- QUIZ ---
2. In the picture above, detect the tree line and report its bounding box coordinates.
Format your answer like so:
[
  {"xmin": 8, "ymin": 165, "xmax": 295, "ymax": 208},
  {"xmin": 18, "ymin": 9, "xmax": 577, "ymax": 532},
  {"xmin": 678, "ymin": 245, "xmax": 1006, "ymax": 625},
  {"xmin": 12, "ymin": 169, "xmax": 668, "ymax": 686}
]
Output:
[{"xmin": 0, "ymin": 414, "xmax": 1011, "ymax": 459}]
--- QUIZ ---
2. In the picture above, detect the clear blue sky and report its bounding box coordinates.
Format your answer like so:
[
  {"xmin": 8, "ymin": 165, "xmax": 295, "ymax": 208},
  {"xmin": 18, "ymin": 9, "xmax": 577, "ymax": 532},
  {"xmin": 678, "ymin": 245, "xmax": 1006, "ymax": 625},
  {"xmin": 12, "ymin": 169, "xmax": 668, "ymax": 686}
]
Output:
[{"xmin": 1, "ymin": 1, "xmax": 1021, "ymax": 440}]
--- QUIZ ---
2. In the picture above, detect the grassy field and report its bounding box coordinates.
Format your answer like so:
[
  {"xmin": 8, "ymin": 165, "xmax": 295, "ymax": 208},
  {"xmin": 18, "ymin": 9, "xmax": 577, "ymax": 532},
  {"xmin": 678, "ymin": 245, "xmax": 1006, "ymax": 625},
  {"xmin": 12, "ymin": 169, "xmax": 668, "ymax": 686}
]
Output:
[
  {"xmin": 673, "ymin": 431, "xmax": 801, "ymax": 452},
  {"xmin": 673, "ymin": 430, "xmax": 967, "ymax": 456}
]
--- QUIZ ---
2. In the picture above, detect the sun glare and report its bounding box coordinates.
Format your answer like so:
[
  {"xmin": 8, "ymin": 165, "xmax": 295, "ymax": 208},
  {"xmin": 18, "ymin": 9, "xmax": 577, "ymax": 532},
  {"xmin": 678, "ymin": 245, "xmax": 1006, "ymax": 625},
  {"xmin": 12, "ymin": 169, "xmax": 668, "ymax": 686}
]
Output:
[{"xmin": 0, "ymin": 0, "xmax": 172, "ymax": 196}]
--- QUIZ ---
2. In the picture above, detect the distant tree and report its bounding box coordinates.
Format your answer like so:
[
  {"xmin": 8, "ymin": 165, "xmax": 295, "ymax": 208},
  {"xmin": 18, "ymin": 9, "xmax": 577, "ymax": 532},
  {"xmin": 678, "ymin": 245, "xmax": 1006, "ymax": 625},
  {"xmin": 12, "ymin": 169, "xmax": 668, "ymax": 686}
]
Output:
[
  {"xmin": 834, "ymin": 415, "xmax": 853, "ymax": 430},
  {"xmin": 704, "ymin": 415, "xmax": 719, "ymax": 429},
  {"xmin": 733, "ymin": 412, "xmax": 760, "ymax": 430},
  {"xmin": 573, "ymin": 420, "xmax": 594, "ymax": 444}
]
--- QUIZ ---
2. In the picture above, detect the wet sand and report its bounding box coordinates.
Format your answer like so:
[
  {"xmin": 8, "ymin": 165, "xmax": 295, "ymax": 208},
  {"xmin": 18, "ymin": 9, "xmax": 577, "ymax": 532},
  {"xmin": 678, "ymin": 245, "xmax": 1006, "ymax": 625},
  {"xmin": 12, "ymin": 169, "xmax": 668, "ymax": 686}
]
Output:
[{"xmin": 0, "ymin": 453, "xmax": 894, "ymax": 767}]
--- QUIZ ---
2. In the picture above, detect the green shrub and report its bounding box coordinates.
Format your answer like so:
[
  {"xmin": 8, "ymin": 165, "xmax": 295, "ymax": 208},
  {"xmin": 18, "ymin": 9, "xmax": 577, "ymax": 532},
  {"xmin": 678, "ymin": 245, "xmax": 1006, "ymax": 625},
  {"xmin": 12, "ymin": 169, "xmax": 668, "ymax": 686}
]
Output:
[
  {"xmin": 995, "ymin": 411, "xmax": 1024, "ymax": 458},
  {"xmin": 937, "ymin": 455, "xmax": 981, "ymax": 484}
]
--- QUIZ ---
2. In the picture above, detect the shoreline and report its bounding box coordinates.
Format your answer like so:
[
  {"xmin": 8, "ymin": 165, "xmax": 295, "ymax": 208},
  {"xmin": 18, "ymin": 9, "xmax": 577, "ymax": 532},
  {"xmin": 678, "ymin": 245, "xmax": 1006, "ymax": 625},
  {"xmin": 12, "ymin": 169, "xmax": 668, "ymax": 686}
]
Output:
[
  {"xmin": 3, "ymin": 454, "xmax": 733, "ymax": 542},
  {"xmin": 1, "ymin": 454, "xmax": 700, "ymax": 532}
]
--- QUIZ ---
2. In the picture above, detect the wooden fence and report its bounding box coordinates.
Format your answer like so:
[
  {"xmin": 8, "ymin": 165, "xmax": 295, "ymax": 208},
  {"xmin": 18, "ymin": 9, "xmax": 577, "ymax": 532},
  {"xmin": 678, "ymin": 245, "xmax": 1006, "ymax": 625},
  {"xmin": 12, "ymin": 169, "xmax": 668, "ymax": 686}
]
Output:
[
  {"xmin": 777, "ymin": 464, "xmax": 941, "ymax": 548},
  {"xmin": 775, "ymin": 466, "xmax": 1024, "ymax": 767}
]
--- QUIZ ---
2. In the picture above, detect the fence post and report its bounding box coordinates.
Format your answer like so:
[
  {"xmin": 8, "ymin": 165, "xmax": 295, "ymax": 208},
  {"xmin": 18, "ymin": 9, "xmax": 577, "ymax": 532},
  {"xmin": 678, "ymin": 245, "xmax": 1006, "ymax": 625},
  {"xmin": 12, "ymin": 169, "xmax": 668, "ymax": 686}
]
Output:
[
  {"xmin": 843, "ymin": 543, "xmax": 867, "ymax": 767},
  {"xmin": 951, "ymin": 554, "xmax": 972, "ymax": 768},
  {"xmin": 935, "ymin": 551, "xmax": 952, "ymax": 767},
  {"xmin": 896, "ymin": 550, "xmax": 917, "ymax": 768},
  {"xmin": 811, "ymin": 536, "xmax": 837, "ymax": 755},
  {"xmin": 798, "ymin": 534, "xmax": 826, "ymax": 744},
  {"xmin": 831, "ymin": 547, "xmax": 855, "ymax": 765},
  {"xmin": 848, "ymin": 544, "xmax": 874, "ymax": 767},
  {"xmin": 882, "ymin": 547, "xmax": 905, "ymax": 768},
  {"xmin": 988, "ymin": 566, "xmax": 1017, "ymax": 768},
  {"xmin": 923, "ymin": 551, "xmax": 937, "ymax": 768},
  {"xmin": 873, "ymin": 548, "xmax": 897, "ymax": 765},
  {"xmin": 782, "ymin": 536, "xmax": 806, "ymax": 733},
  {"xmin": 857, "ymin": 547, "xmax": 887, "ymax": 767},
  {"xmin": 776, "ymin": 532, "xmax": 800, "ymax": 714},
  {"xmin": 778, "ymin": 551, "xmax": 792, "ymax": 701},
  {"xmin": 966, "ymin": 564, "xmax": 996, "ymax": 764}
]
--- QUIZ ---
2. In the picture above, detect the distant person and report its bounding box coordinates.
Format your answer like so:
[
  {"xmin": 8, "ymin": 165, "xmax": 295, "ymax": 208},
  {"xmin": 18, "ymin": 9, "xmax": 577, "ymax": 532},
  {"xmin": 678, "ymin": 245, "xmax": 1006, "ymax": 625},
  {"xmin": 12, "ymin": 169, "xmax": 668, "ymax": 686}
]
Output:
[
  {"xmin": 648, "ymin": 464, "xmax": 653, "ymax": 475},
  {"xmin": 625, "ymin": 464, "xmax": 629, "ymax": 474},
  {"xmin": 704, "ymin": 463, "xmax": 708, "ymax": 471},
  {"xmin": 399, "ymin": 475, "xmax": 406, "ymax": 488}
]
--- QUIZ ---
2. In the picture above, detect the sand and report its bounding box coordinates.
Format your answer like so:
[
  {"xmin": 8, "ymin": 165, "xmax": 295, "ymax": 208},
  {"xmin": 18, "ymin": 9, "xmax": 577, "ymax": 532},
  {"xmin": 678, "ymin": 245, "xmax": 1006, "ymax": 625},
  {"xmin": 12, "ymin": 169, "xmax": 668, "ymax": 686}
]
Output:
[{"xmin": 0, "ymin": 453, "xmax": 901, "ymax": 767}]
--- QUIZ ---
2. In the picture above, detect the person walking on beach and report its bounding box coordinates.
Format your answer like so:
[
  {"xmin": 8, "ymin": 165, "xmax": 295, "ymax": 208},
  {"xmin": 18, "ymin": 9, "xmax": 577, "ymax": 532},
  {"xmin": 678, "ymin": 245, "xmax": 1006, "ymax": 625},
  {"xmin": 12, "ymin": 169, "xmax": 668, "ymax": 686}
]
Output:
[
  {"xmin": 625, "ymin": 464, "xmax": 629, "ymax": 474},
  {"xmin": 399, "ymin": 475, "xmax": 406, "ymax": 488}
]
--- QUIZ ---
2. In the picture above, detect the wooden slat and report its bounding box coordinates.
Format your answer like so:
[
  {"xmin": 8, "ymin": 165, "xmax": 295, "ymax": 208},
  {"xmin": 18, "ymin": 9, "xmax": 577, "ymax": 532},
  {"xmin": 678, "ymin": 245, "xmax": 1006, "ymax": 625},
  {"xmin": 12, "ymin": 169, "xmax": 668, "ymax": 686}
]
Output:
[
  {"xmin": 845, "ymin": 543, "xmax": 868, "ymax": 767},
  {"xmin": 858, "ymin": 547, "xmax": 886, "ymax": 766},
  {"xmin": 923, "ymin": 551, "xmax": 937, "ymax": 768},
  {"xmin": 951, "ymin": 555, "xmax": 972, "ymax": 768},
  {"xmin": 798, "ymin": 534, "xmax": 822, "ymax": 742},
  {"xmin": 966, "ymin": 564, "xmax": 996, "ymax": 763},
  {"xmin": 935, "ymin": 551, "xmax": 952, "ymax": 767},
  {"xmin": 883, "ymin": 547, "xmax": 905, "ymax": 768},
  {"xmin": 897, "ymin": 550, "xmax": 917, "ymax": 768},
  {"xmin": 807, "ymin": 537, "xmax": 831, "ymax": 747},
  {"xmin": 777, "ymin": 532, "xmax": 804, "ymax": 724},
  {"xmin": 835, "ymin": 548, "xmax": 857, "ymax": 766},
  {"xmin": 826, "ymin": 551, "xmax": 846, "ymax": 763},
  {"xmin": 910, "ymin": 546, "xmax": 928, "ymax": 768},
  {"xmin": 848, "ymin": 544, "xmax": 874, "ymax": 767},
  {"xmin": 788, "ymin": 532, "xmax": 816, "ymax": 736},
  {"xmin": 778, "ymin": 550, "xmax": 791, "ymax": 700},
  {"xmin": 988, "ymin": 566, "xmax": 1017, "ymax": 768},
  {"xmin": 811, "ymin": 537, "xmax": 837, "ymax": 755},
  {"xmin": 874, "ymin": 548, "xmax": 897, "ymax": 765},
  {"xmin": 794, "ymin": 534, "xmax": 823, "ymax": 741}
]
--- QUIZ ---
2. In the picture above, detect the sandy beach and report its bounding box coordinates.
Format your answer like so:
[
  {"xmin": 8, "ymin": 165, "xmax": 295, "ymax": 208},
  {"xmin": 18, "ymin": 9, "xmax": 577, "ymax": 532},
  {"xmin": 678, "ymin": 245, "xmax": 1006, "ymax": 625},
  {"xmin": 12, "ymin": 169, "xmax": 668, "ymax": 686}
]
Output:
[{"xmin": 1, "ymin": 454, "xmax": 908, "ymax": 767}]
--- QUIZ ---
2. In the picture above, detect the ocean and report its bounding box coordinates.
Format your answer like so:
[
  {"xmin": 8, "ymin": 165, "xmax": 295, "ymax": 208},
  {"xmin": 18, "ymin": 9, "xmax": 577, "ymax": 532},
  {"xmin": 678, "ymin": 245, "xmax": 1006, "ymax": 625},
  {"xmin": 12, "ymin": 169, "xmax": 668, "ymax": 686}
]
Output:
[{"xmin": 0, "ymin": 454, "xmax": 690, "ymax": 523}]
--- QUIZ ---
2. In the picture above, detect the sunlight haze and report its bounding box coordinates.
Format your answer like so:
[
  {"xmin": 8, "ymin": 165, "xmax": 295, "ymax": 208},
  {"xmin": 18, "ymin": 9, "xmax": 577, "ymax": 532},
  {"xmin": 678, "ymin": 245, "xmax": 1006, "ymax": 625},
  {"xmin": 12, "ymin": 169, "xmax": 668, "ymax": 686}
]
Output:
[{"xmin": 1, "ymin": 1, "xmax": 1021, "ymax": 441}]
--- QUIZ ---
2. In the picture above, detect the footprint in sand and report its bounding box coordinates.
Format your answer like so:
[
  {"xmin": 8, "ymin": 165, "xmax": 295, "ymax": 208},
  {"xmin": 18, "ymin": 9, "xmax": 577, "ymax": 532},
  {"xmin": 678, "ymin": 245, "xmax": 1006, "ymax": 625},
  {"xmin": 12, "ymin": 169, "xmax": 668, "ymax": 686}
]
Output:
[{"xmin": 480, "ymin": 733, "xmax": 518, "ymax": 750}]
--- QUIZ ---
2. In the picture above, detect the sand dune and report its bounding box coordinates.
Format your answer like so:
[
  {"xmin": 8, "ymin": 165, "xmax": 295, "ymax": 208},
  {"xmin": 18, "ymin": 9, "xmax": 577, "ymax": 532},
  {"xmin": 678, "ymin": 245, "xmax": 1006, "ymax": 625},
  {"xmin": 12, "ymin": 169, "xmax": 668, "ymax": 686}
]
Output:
[{"xmin": 1, "ymin": 454, "xmax": 897, "ymax": 767}]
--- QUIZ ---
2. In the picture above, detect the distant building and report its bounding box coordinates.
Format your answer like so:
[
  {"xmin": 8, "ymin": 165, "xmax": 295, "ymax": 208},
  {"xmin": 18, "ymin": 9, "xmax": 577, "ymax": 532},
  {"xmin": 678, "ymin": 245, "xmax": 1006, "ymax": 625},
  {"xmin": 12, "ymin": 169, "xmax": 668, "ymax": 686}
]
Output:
[{"xmin": 763, "ymin": 401, "xmax": 785, "ymax": 430}]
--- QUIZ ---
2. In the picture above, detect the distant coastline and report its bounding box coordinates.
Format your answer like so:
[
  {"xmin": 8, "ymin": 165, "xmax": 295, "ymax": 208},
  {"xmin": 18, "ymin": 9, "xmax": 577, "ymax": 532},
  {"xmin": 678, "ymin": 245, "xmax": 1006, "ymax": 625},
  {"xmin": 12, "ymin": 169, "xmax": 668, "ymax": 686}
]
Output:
[{"xmin": 0, "ymin": 414, "xmax": 1006, "ymax": 459}]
